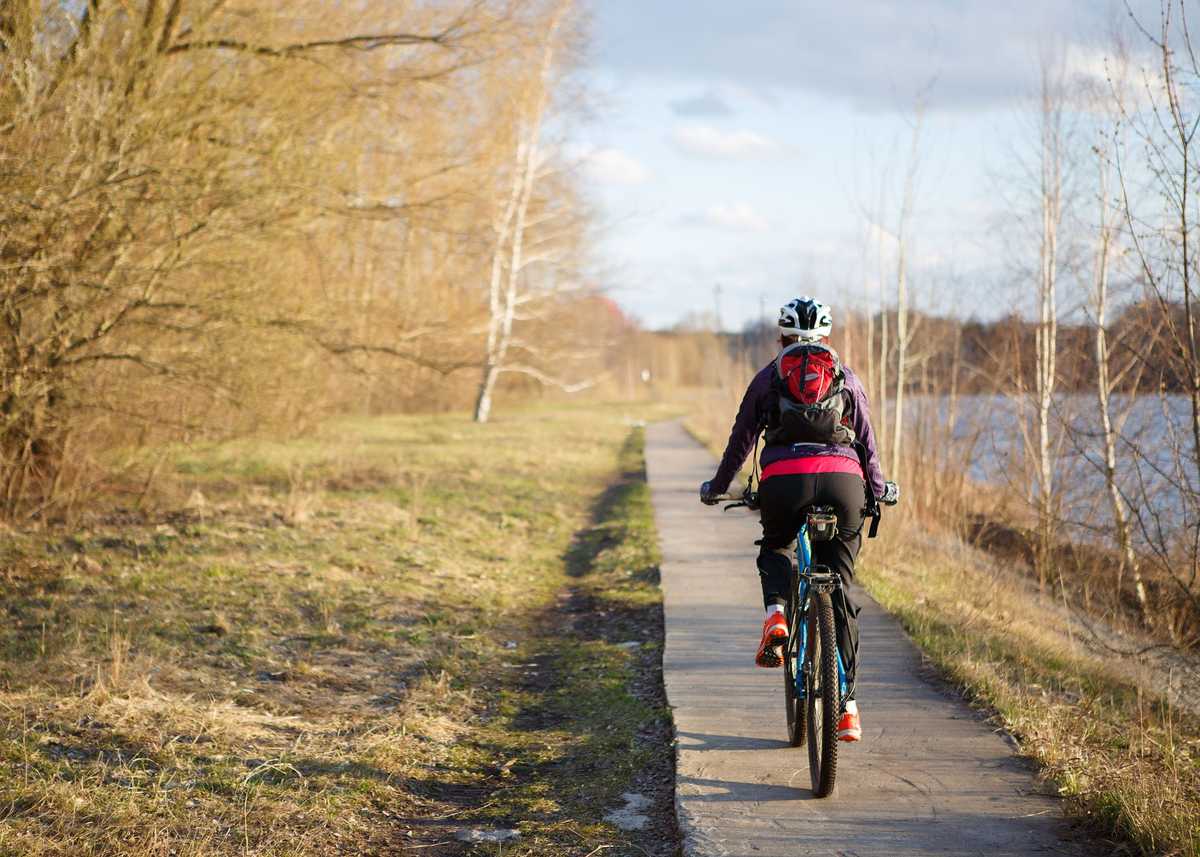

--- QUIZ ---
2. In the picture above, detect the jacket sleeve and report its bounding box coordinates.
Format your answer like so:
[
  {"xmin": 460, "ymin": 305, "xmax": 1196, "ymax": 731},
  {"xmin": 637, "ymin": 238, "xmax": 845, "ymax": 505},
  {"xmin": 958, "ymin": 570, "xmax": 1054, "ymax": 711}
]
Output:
[
  {"xmin": 710, "ymin": 366, "xmax": 771, "ymax": 494},
  {"xmin": 845, "ymin": 368, "xmax": 886, "ymax": 498}
]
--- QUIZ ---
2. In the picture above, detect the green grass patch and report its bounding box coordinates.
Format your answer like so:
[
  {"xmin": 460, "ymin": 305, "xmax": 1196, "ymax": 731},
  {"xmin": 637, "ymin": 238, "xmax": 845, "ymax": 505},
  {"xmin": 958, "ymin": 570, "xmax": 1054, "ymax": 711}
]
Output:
[{"xmin": 409, "ymin": 427, "xmax": 678, "ymax": 853}]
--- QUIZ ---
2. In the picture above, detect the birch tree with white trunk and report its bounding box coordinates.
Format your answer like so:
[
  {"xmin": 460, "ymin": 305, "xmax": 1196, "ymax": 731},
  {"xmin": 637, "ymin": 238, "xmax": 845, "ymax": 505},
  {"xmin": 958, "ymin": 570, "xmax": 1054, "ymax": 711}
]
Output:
[
  {"xmin": 890, "ymin": 105, "xmax": 926, "ymax": 486},
  {"xmin": 1093, "ymin": 130, "xmax": 1153, "ymax": 623},
  {"xmin": 474, "ymin": 0, "xmax": 578, "ymax": 424},
  {"xmin": 1086, "ymin": 46, "xmax": 1155, "ymax": 624},
  {"xmin": 1033, "ymin": 57, "xmax": 1065, "ymax": 588}
]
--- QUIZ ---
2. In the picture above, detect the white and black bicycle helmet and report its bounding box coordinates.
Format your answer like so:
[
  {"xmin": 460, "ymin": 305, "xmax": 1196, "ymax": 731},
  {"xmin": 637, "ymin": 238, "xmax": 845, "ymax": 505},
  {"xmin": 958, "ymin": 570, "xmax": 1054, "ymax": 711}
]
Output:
[{"xmin": 778, "ymin": 296, "xmax": 832, "ymax": 340}]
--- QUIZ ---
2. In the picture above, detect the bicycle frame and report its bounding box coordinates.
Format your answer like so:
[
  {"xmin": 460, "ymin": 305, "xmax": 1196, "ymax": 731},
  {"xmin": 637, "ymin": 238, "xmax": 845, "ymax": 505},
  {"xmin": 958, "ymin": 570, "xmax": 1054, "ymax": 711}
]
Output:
[{"xmin": 792, "ymin": 521, "xmax": 849, "ymax": 702}]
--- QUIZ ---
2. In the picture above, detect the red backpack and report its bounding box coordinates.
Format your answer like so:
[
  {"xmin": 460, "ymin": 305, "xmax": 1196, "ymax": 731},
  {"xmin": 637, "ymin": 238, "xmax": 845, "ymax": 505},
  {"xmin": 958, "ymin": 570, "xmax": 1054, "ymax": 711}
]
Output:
[{"xmin": 765, "ymin": 342, "xmax": 856, "ymax": 446}]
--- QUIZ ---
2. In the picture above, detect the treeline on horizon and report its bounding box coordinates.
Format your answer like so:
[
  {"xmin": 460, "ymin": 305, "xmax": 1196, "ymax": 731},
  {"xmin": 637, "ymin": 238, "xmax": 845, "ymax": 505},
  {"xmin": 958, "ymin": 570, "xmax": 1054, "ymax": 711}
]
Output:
[{"xmin": 685, "ymin": 297, "xmax": 1200, "ymax": 396}]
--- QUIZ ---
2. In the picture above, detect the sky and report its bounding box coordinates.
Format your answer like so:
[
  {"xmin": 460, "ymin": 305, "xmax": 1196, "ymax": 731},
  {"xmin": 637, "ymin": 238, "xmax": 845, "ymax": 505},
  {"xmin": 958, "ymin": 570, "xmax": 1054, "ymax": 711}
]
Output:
[{"xmin": 571, "ymin": 0, "xmax": 1159, "ymax": 331}]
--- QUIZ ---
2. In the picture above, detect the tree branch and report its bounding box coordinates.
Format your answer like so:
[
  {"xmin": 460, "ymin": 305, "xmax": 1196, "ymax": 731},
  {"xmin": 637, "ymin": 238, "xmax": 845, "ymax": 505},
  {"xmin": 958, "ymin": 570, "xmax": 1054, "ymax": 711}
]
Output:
[
  {"xmin": 497, "ymin": 363, "xmax": 601, "ymax": 393},
  {"xmin": 166, "ymin": 30, "xmax": 457, "ymax": 58},
  {"xmin": 60, "ymin": 352, "xmax": 174, "ymax": 374},
  {"xmin": 315, "ymin": 340, "xmax": 474, "ymax": 375}
]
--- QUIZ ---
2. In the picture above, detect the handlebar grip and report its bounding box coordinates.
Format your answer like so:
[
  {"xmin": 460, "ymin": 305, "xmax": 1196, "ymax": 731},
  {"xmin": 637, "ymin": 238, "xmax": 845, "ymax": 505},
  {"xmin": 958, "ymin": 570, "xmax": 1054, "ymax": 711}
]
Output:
[{"xmin": 868, "ymin": 510, "xmax": 881, "ymax": 539}]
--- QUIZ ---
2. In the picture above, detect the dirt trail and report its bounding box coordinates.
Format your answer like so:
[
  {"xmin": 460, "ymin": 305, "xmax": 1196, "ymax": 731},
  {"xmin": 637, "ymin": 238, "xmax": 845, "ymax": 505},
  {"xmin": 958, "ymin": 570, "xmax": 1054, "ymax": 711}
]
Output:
[{"xmin": 645, "ymin": 421, "xmax": 1098, "ymax": 857}]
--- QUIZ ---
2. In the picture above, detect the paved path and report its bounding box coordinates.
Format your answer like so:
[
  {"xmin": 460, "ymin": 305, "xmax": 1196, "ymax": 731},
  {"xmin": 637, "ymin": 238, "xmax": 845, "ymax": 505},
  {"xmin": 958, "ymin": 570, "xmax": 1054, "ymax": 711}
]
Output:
[{"xmin": 645, "ymin": 421, "xmax": 1094, "ymax": 857}]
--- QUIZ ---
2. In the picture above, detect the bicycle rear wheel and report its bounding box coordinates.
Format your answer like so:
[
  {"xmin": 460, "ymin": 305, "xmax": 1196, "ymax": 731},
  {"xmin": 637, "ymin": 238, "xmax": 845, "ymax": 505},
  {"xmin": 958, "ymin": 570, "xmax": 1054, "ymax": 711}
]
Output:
[
  {"xmin": 806, "ymin": 590, "xmax": 839, "ymax": 797},
  {"xmin": 783, "ymin": 600, "xmax": 806, "ymax": 747}
]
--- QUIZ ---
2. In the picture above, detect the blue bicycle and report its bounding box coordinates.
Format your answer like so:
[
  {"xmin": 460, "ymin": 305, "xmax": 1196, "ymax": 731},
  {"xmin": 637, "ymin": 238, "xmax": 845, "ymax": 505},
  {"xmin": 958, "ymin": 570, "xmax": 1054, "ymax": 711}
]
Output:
[
  {"xmin": 783, "ymin": 506, "xmax": 850, "ymax": 796},
  {"xmin": 722, "ymin": 491, "xmax": 879, "ymax": 798}
]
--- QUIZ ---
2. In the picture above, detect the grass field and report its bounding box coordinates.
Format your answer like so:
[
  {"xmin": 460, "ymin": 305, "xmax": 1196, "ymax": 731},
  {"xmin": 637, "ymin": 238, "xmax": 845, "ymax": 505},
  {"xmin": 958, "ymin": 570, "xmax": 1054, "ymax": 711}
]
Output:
[{"xmin": 0, "ymin": 404, "xmax": 679, "ymax": 856}]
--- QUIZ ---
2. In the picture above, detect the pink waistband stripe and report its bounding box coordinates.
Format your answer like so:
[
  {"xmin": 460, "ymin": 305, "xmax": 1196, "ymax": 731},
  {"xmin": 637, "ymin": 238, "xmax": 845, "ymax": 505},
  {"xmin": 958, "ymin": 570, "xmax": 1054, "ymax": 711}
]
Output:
[{"xmin": 761, "ymin": 456, "xmax": 864, "ymax": 481}]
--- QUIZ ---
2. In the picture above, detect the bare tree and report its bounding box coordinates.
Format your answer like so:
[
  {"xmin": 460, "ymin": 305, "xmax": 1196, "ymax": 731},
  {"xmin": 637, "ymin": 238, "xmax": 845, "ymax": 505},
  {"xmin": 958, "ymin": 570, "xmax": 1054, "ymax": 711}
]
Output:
[
  {"xmin": 1032, "ymin": 54, "xmax": 1067, "ymax": 588},
  {"xmin": 857, "ymin": 98, "xmax": 927, "ymax": 479},
  {"xmin": 890, "ymin": 103, "xmax": 927, "ymax": 486},
  {"xmin": 1112, "ymin": 0, "xmax": 1200, "ymax": 641},
  {"xmin": 874, "ymin": 188, "xmax": 891, "ymax": 465},
  {"xmin": 474, "ymin": 0, "xmax": 592, "ymax": 423},
  {"xmin": 1121, "ymin": 2, "xmax": 1200, "ymax": 486},
  {"xmin": 1091, "ymin": 121, "xmax": 1152, "ymax": 622}
]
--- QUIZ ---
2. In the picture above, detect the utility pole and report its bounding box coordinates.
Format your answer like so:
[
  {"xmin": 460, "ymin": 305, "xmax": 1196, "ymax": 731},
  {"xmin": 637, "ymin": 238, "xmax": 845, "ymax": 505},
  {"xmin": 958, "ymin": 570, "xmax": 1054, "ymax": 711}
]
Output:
[
  {"xmin": 712, "ymin": 283, "xmax": 723, "ymax": 332},
  {"xmin": 759, "ymin": 292, "xmax": 770, "ymax": 353}
]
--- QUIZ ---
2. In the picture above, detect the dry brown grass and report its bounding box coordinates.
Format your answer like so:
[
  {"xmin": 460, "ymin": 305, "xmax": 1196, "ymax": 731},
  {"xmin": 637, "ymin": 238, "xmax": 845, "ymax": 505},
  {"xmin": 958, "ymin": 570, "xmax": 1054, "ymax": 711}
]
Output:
[
  {"xmin": 0, "ymin": 403, "xmax": 676, "ymax": 856},
  {"xmin": 861, "ymin": 528, "xmax": 1200, "ymax": 857}
]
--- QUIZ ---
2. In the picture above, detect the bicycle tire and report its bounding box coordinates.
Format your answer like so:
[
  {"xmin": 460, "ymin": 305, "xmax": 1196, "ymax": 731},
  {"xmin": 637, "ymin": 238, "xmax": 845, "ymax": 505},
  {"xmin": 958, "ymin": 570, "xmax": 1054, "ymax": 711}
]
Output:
[
  {"xmin": 806, "ymin": 590, "xmax": 839, "ymax": 797},
  {"xmin": 784, "ymin": 600, "xmax": 806, "ymax": 747}
]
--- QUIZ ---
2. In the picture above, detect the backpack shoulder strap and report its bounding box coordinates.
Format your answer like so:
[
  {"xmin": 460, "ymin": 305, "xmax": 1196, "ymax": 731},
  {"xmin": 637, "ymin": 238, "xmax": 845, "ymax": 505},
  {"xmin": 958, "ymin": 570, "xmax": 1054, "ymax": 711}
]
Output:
[
  {"xmin": 776, "ymin": 342, "xmax": 841, "ymax": 373},
  {"xmin": 773, "ymin": 344, "xmax": 798, "ymax": 379},
  {"xmin": 776, "ymin": 342, "xmax": 814, "ymax": 372}
]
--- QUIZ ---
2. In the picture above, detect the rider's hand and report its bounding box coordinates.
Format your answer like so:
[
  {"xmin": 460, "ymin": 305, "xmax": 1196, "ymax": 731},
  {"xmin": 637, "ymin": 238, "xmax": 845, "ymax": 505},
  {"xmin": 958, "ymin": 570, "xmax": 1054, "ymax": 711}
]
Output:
[
  {"xmin": 881, "ymin": 481, "xmax": 900, "ymax": 506},
  {"xmin": 700, "ymin": 481, "xmax": 719, "ymax": 505}
]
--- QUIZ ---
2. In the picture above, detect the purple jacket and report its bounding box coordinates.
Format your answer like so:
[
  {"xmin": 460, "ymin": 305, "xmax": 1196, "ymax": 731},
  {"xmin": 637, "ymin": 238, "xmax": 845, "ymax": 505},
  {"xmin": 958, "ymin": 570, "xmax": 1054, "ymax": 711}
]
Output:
[{"xmin": 710, "ymin": 362, "xmax": 886, "ymax": 499}]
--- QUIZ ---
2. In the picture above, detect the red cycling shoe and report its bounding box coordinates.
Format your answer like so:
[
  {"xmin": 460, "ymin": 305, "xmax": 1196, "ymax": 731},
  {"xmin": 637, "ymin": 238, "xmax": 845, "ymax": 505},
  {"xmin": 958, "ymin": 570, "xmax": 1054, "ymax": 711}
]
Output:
[
  {"xmin": 755, "ymin": 611, "xmax": 788, "ymax": 668},
  {"xmin": 838, "ymin": 704, "xmax": 862, "ymax": 742}
]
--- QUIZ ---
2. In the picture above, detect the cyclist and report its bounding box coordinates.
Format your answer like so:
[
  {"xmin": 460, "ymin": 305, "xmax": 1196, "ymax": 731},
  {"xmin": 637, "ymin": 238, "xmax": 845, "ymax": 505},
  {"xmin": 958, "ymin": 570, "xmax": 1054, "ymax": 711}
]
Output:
[{"xmin": 700, "ymin": 296, "xmax": 898, "ymax": 742}]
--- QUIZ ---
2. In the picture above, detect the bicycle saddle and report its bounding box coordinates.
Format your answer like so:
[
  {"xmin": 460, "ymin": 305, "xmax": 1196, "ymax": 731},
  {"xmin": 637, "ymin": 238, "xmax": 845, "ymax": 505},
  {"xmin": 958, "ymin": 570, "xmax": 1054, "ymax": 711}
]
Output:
[{"xmin": 805, "ymin": 505, "xmax": 838, "ymax": 542}]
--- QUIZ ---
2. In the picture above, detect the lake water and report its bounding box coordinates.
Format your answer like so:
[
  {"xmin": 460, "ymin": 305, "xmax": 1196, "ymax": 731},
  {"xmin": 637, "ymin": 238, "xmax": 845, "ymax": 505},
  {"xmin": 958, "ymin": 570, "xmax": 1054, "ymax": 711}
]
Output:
[{"xmin": 904, "ymin": 393, "xmax": 1197, "ymax": 547}]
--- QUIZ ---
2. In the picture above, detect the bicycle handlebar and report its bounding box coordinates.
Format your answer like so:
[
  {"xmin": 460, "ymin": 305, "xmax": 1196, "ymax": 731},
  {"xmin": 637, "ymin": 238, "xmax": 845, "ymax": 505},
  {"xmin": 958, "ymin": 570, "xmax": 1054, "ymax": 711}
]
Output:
[
  {"xmin": 709, "ymin": 490, "xmax": 759, "ymax": 511},
  {"xmin": 708, "ymin": 490, "xmax": 884, "ymax": 538}
]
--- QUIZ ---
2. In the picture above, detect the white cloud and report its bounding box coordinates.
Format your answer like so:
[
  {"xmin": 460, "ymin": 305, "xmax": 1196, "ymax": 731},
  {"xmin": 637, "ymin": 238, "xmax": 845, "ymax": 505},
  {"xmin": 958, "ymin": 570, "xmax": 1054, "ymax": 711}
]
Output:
[
  {"xmin": 1063, "ymin": 44, "xmax": 1112, "ymax": 90},
  {"xmin": 682, "ymin": 202, "xmax": 771, "ymax": 232},
  {"xmin": 582, "ymin": 147, "xmax": 652, "ymax": 185},
  {"xmin": 596, "ymin": 0, "xmax": 1165, "ymax": 112},
  {"xmin": 1061, "ymin": 42, "xmax": 1163, "ymax": 112},
  {"xmin": 670, "ymin": 124, "xmax": 781, "ymax": 159}
]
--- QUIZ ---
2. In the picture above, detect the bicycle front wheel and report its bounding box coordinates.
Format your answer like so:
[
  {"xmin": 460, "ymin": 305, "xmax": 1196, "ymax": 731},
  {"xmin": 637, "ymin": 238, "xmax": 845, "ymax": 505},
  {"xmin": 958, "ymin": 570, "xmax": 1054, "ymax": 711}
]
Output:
[{"xmin": 806, "ymin": 590, "xmax": 839, "ymax": 797}]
